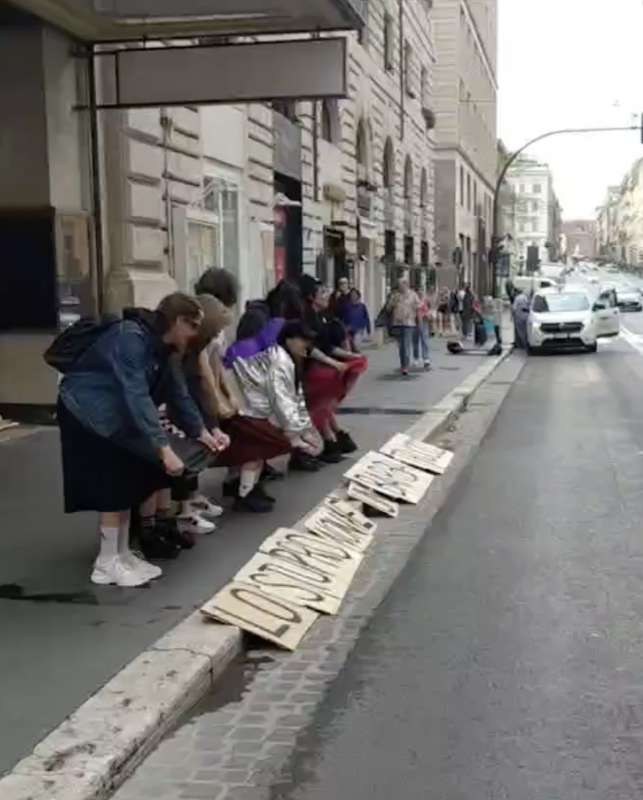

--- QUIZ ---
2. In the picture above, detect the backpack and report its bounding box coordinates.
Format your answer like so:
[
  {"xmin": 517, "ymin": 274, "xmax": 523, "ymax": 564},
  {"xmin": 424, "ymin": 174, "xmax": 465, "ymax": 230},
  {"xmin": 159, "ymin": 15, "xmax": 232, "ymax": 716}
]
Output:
[{"xmin": 44, "ymin": 314, "xmax": 121, "ymax": 374}]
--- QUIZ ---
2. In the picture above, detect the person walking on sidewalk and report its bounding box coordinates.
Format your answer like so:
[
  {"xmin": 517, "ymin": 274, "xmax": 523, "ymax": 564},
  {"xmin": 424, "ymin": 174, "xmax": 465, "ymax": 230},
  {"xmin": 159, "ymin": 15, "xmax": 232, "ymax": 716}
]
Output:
[
  {"xmin": 56, "ymin": 293, "xmax": 222, "ymax": 588},
  {"xmin": 413, "ymin": 289, "xmax": 432, "ymax": 371},
  {"xmin": 387, "ymin": 276, "xmax": 421, "ymax": 377},
  {"xmin": 340, "ymin": 288, "xmax": 371, "ymax": 351},
  {"xmin": 460, "ymin": 284, "xmax": 475, "ymax": 339}
]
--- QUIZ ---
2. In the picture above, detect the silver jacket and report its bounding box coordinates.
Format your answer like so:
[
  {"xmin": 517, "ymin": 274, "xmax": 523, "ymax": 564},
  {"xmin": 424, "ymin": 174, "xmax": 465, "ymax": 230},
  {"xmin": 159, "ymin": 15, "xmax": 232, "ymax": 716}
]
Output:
[{"xmin": 230, "ymin": 345, "xmax": 311, "ymax": 434}]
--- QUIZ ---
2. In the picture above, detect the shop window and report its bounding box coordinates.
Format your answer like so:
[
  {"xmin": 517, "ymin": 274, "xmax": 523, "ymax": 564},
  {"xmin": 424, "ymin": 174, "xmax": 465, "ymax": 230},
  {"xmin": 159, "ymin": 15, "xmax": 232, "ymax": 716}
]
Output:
[{"xmin": 183, "ymin": 176, "xmax": 240, "ymax": 292}]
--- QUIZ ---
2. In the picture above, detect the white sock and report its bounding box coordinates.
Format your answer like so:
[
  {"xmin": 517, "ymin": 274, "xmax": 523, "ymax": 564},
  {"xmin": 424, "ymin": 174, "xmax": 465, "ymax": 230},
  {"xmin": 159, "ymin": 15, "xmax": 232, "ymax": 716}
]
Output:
[
  {"xmin": 239, "ymin": 467, "xmax": 260, "ymax": 498},
  {"xmin": 117, "ymin": 517, "xmax": 132, "ymax": 557},
  {"xmin": 98, "ymin": 526, "xmax": 119, "ymax": 561}
]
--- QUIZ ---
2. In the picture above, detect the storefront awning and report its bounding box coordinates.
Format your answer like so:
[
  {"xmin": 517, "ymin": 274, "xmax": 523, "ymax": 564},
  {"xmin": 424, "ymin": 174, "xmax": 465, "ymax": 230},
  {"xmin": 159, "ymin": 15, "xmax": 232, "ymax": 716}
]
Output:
[{"xmin": 9, "ymin": 0, "xmax": 367, "ymax": 41}]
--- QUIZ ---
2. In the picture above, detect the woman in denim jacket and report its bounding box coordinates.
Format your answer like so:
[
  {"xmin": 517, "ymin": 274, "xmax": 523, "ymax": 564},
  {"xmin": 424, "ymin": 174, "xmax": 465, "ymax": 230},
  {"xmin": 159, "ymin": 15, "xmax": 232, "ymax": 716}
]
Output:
[{"xmin": 57, "ymin": 293, "xmax": 222, "ymax": 588}]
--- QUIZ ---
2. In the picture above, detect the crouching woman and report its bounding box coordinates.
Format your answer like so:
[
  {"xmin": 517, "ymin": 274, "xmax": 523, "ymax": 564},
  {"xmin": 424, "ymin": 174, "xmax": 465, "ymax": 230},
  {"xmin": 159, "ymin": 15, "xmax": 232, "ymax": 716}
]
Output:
[{"xmin": 57, "ymin": 293, "xmax": 220, "ymax": 588}]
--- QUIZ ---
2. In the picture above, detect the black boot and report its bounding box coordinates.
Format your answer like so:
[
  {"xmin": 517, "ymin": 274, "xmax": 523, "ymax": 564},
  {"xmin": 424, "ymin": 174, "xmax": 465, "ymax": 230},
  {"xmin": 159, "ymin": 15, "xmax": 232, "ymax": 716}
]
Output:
[
  {"xmin": 156, "ymin": 515, "xmax": 195, "ymax": 550},
  {"xmin": 233, "ymin": 486, "xmax": 274, "ymax": 513},
  {"xmin": 336, "ymin": 430, "xmax": 358, "ymax": 454},
  {"xmin": 319, "ymin": 439, "xmax": 344, "ymax": 464},
  {"xmin": 290, "ymin": 449, "xmax": 322, "ymax": 472},
  {"xmin": 137, "ymin": 523, "xmax": 181, "ymax": 560}
]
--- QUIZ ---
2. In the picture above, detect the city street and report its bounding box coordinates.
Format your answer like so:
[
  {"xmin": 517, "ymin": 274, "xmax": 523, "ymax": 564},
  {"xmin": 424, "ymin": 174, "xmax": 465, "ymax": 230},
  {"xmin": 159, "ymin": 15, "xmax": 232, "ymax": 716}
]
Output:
[
  {"xmin": 271, "ymin": 331, "xmax": 643, "ymax": 800},
  {"xmin": 113, "ymin": 328, "xmax": 643, "ymax": 800}
]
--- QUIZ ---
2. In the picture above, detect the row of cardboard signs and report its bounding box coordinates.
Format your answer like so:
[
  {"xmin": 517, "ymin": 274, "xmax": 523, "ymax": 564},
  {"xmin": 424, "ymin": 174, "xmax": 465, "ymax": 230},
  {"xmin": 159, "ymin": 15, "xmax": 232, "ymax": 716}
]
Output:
[{"xmin": 201, "ymin": 433, "xmax": 454, "ymax": 651}]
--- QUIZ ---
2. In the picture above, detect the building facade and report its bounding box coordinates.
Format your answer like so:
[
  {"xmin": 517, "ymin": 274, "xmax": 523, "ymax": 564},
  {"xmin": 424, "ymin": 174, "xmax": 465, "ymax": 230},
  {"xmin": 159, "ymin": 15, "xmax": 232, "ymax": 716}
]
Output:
[
  {"xmin": 560, "ymin": 220, "xmax": 597, "ymax": 262},
  {"xmin": 0, "ymin": 1, "xmax": 371, "ymax": 413},
  {"xmin": 596, "ymin": 160, "xmax": 643, "ymax": 267},
  {"xmin": 0, "ymin": 1, "xmax": 439, "ymax": 415},
  {"xmin": 432, "ymin": 0, "xmax": 498, "ymax": 293},
  {"xmin": 300, "ymin": 0, "xmax": 437, "ymax": 318},
  {"xmin": 506, "ymin": 155, "xmax": 562, "ymax": 268}
]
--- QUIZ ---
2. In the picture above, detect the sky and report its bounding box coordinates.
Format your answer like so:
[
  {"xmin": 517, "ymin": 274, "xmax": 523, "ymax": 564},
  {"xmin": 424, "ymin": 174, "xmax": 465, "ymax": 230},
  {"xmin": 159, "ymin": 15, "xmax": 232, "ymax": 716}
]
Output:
[{"xmin": 498, "ymin": 0, "xmax": 643, "ymax": 220}]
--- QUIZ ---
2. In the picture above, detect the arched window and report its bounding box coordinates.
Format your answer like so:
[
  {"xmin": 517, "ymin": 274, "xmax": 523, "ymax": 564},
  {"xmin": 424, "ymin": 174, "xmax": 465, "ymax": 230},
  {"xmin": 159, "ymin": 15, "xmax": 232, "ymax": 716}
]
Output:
[
  {"xmin": 420, "ymin": 167, "xmax": 428, "ymax": 208},
  {"xmin": 404, "ymin": 156, "xmax": 413, "ymax": 200},
  {"xmin": 321, "ymin": 99, "xmax": 341, "ymax": 145},
  {"xmin": 383, "ymin": 138, "xmax": 395, "ymax": 189}
]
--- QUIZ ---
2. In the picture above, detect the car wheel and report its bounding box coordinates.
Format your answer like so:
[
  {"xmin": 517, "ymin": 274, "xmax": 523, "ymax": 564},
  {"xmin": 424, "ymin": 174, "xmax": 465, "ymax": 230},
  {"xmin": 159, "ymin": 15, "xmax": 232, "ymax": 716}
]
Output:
[{"xmin": 586, "ymin": 342, "xmax": 598, "ymax": 353}]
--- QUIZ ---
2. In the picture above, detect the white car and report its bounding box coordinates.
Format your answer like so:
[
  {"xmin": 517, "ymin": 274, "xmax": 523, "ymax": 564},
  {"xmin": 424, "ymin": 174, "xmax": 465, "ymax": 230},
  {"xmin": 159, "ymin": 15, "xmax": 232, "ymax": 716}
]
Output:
[{"xmin": 527, "ymin": 288, "xmax": 619, "ymax": 354}]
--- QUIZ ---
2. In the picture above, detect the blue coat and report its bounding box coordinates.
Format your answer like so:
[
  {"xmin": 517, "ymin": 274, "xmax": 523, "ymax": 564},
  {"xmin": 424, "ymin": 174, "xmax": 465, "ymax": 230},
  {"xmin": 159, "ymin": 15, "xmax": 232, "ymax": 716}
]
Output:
[{"xmin": 59, "ymin": 310, "xmax": 204, "ymax": 462}]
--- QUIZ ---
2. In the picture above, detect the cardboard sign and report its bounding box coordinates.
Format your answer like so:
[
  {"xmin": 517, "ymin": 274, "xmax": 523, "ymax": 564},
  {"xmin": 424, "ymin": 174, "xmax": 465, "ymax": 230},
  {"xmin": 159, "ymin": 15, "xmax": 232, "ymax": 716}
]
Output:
[
  {"xmin": 234, "ymin": 553, "xmax": 342, "ymax": 615},
  {"xmin": 323, "ymin": 497, "xmax": 378, "ymax": 536},
  {"xmin": 201, "ymin": 581, "xmax": 318, "ymax": 651},
  {"xmin": 345, "ymin": 452, "xmax": 434, "ymax": 504},
  {"xmin": 381, "ymin": 434, "xmax": 454, "ymax": 475},
  {"xmin": 260, "ymin": 528, "xmax": 362, "ymax": 584},
  {"xmin": 304, "ymin": 504, "xmax": 375, "ymax": 554},
  {"xmin": 347, "ymin": 482, "xmax": 400, "ymax": 518}
]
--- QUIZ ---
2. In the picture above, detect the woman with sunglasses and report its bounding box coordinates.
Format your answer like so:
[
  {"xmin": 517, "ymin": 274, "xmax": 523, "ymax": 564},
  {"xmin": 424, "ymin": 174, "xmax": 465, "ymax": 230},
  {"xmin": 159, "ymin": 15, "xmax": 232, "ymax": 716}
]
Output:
[{"xmin": 57, "ymin": 293, "xmax": 221, "ymax": 587}]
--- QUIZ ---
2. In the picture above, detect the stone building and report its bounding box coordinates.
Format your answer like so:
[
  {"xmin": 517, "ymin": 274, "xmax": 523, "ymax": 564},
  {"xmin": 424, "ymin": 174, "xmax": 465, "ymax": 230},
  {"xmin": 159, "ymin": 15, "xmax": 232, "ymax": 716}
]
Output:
[
  {"xmin": 506, "ymin": 155, "xmax": 562, "ymax": 267},
  {"xmin": 560, "ymin": 220, "xmax": 597, "ymax": 262},
  {"xmin": 597, "ymin": 159, "xmax": 643, "ymax": 267},
  {"xmin": 0, "ymin": 0, "xmax": 368, "ymax": 413},
  {"xmin": 432, "ymin": 0, "xmax": 498, "ymax": 293}
]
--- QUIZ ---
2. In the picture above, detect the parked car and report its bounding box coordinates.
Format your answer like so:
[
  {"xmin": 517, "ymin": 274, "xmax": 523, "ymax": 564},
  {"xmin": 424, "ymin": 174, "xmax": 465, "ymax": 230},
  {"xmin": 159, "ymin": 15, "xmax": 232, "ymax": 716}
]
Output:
[
  {"xmin": 527, "ymin": 287, "xmax": 619, "ymax": 354},
  {"xmin": 614, "ymin": 285, "xmax": 642, "ymax": 312}
]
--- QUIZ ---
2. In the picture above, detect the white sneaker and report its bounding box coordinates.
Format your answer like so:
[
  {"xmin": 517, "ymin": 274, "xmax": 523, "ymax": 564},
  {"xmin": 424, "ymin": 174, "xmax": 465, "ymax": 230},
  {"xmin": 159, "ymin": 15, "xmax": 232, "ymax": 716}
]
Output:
[
  {"xmin": 91, "ymin": 556, "xmax": 151, "ymax": 588},
  {"xmin": 188, "ymin": 495, "xmax": 224, "ymax": 519},
  {"xmin": 177, "ymin": 512, "xmax": 216, "ymax": 536},
  {"xmin": 122, "ymin": 552, "xmax": 162, "ymax": 581}
]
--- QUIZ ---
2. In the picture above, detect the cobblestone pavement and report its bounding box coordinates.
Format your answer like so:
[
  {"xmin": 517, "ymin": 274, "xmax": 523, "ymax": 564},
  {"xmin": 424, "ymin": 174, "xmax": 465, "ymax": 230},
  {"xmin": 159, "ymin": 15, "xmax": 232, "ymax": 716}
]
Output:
[{"xmin": 113, "ymin": 355, "xmax": 523, "ymax": 800}]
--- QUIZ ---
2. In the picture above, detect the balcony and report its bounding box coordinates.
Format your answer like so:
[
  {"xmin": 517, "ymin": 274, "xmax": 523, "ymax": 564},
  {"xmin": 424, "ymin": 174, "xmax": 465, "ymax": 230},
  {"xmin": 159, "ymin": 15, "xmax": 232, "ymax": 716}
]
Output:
[{"xmin": 10, "ymin": 0, "xmax": 367, "ymax": 41}]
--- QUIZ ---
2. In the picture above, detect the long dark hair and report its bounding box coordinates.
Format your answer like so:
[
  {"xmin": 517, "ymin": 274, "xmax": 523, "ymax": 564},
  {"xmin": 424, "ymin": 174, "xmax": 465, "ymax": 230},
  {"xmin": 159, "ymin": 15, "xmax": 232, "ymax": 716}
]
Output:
[
  {"xmin": 277, "ymin": 319, "xmax": 314, "ymax": 390},
  {"xmin": 266, "ymin": 280, "xmax": 305, "ymax": 320}
]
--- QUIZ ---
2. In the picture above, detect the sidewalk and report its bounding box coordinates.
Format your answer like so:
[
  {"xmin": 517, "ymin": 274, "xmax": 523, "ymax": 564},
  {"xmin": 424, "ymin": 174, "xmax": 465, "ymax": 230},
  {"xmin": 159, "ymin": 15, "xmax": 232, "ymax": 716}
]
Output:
[{"xmin": 0, "ymin": 336, "xmax": 493, "ymax": 777}]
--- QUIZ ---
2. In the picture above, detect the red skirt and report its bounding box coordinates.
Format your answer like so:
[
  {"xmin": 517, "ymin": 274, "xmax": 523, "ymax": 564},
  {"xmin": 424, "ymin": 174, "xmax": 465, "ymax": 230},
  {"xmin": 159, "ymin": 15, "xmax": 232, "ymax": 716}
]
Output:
[
  {"xmin": 304, "ymin": 356, "xmax": 367, "ymax": 431},
  {"xmin": 218, "ymin": 415, "xmax": 291, "ymax": 466}
]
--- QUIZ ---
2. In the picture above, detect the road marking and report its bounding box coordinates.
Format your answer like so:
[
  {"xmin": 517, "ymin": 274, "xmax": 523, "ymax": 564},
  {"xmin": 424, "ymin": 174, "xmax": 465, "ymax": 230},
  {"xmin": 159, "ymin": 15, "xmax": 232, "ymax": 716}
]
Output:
[{"xmin": 620, "ymin": 327, "xmax": 643, "ymax": 356}]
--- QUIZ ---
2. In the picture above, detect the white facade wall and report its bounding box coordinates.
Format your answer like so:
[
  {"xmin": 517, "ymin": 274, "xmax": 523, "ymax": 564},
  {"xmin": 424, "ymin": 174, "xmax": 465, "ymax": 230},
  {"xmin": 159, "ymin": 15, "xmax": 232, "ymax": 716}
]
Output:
[{"xmin": 507, "ymin": 160, "xmax": 559, "ymax": 264}]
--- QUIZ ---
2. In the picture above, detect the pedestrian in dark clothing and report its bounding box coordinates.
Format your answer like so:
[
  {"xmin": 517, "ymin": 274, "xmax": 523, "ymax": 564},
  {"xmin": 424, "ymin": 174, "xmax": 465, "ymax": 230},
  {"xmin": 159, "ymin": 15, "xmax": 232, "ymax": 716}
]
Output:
[
  {"xmin": 460, "ymin": 284, "xmax": 475, "ymax": 339},
  {"xmin": 340, "ymin": 288, "xmax": 371, "ymax": 350}
]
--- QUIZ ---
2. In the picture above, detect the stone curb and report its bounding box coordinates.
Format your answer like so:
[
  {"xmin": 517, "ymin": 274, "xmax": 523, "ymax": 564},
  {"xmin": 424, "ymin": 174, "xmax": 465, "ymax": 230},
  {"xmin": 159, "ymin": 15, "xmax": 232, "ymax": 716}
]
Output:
[{"xmin": 0, "ymin": 346, "xmax": 514, "ymax": 800}]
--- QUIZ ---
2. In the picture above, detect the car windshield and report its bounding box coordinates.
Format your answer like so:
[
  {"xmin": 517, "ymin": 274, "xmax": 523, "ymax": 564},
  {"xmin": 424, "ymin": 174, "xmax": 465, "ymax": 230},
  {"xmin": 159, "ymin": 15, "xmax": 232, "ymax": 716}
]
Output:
[{"xmin": 532, "ymin": 293, "xmax": 590, "ymax": 313}]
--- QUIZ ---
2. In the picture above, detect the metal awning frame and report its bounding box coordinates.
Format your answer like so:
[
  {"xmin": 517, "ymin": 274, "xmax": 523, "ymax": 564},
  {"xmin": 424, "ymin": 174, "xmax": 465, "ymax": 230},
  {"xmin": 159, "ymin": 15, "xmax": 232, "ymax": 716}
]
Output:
[{"xmin": 8, "ymin": 0, "xmax": 365, "ymax": 44}]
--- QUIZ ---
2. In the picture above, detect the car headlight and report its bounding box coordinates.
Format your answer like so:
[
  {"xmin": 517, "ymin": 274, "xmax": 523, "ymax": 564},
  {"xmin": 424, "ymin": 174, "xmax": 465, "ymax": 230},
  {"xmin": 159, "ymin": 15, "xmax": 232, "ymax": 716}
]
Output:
[{"xmin": 531, "ymin": 320, "xmax": 541, "ymax": 330}]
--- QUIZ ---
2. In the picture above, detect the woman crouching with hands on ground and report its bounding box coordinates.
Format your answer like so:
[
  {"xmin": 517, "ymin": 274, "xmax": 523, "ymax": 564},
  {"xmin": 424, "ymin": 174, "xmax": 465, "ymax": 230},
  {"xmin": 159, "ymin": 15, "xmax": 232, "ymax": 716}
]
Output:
[
  {"xmin": 224, "ymin": 318, "xmax": 324, "ymax": 506},
  {"xmin": 57, "ymin": 292, "xmax": 224, "ymax": 588}
]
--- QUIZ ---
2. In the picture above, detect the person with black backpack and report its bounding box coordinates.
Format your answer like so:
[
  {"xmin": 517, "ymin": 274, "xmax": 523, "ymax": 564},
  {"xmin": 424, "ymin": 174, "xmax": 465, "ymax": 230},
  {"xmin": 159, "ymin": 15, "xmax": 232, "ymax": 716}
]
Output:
[{"xmin": 53, "ymin": 293, "xmax": 224, "ymax": 588}]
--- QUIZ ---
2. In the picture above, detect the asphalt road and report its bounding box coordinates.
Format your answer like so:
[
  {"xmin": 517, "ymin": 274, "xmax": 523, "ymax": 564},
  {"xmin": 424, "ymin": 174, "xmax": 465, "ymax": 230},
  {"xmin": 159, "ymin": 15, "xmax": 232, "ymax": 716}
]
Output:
[
  {"xmin": 270, "ymin": 328, "xmax": 643, "ymax": 800},
  {"xmin": 0, "ymin": 339, "xmax": 490, "ymax": 777}
]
